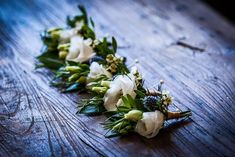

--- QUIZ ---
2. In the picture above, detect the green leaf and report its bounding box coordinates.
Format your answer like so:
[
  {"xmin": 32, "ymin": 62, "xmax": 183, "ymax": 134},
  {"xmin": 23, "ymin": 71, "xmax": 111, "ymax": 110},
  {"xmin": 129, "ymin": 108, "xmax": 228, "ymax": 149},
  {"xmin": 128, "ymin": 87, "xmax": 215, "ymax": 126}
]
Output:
[
  {"xmin": 79, "ymin": 104, "xmax": 105, "ymax": 116},
  {"xmin": 126, "ymin": 94, "xmax": 136, "ymax": 108},
  {"xmin": 112, "ymin": 37, "xmax": 117, "ymax": 53},
  {"xmin": 103, "ymin": 111, "xmax": 118, "ymax": 117},
  {"xmin": 117, "ymin": 106, "xmax": 131, "ymax": 113},
  {"xmin": 78, "ymin": 5, "xmax": 88, "ymax": 24},
  {"xmin": 121, "ymin": 96, "xmax": 130, "ymax": 108},
  {"xmin": 135, "ymin": 89, "xmax": 146, "ymax": 98},
  {"xmin": 94, "ymin": 37, "xmax": 114, "ymax": 58},
  {"xmin": 80, "ymin": 25, "xmax": 96, "ymax": 39},
  {"xmin": 66, "ymin": 5, "xmax": 88, "ymax": 27},
  {"xmin": 90, "ymin": 17, "xmax": 95, "ymax": 28},
  {"xmin": 37, "ymin": 51, "xmax": 64, "ymax": 69}
]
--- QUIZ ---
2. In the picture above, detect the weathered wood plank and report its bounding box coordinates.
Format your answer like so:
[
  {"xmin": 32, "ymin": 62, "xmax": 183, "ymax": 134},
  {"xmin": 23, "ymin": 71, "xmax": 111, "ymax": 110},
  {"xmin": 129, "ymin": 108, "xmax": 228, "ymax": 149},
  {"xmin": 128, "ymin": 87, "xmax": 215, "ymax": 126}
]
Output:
[{"xmin": 0, "ymin": 0, "xmax": 235, "ymax": 156}]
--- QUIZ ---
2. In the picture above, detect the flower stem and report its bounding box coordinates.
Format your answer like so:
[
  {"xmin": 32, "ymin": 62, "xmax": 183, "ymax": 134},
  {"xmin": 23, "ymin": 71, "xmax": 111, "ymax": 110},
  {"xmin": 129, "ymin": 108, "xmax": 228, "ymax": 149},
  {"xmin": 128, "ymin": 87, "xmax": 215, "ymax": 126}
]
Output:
[{"xmin": 166, "ymin": 110, "xmax": 191, "ymax": 120}]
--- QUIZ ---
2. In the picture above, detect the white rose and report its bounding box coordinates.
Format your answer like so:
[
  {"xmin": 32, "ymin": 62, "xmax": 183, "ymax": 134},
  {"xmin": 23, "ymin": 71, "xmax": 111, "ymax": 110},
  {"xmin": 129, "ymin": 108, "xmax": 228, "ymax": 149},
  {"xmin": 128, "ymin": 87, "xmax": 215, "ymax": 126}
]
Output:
[
  {"xmin": 103, "ymin": 73, "xmax": 137, "ymax": 111},
  {"xmin": 135, "ymin": 110, "xmax": 164, "ymax": 138},
  {"xmin": 88, "ymin": 62, "xmax": 112, "ymax": 79},
  {"xmin": 66, "ymin": 36, "xmax": 95, "ymax": 63}
]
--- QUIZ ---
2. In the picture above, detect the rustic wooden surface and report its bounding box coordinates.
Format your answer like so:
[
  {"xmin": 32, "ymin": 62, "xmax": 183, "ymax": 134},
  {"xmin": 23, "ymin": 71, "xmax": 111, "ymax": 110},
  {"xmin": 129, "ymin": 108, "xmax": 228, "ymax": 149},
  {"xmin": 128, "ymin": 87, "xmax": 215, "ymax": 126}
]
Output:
[{"xmin": 1, "ymin": 0, "xmax": 235, "ymax": 156}]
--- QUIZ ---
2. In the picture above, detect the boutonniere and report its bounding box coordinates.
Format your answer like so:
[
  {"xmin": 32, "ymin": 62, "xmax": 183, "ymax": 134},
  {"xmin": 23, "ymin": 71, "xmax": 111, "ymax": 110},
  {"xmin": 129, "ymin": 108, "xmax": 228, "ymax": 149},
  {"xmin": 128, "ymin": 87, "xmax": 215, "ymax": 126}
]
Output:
[{"xmin": 103, "ymin": 81, "xmax": 191, "ymax": 138}]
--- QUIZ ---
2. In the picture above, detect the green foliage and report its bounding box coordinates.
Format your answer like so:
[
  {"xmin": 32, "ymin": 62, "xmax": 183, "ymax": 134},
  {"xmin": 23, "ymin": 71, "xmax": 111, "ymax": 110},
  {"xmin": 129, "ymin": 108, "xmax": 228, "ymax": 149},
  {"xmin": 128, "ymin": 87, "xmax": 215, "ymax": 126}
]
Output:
[
  {"xmin": 67, "ymin": 5, "xmax": 88, "ymax": 27},
  {"xmin": 79, "ymin": 24, "xmax": 96, "ymax": 40},
  {"xmin": 36, "ymin": 50, "xmax": 64, "ymax": 69},
  {"xmin": 112, "ymin": 37, "xmax": 117, "ymax": 53},
  {"xmin": 94, "ymin": 37, "xmax": 114, "ymax": 58},
  {"xmin": 50, "ymin": 62, "xmax": 90, "ymax": 92},
  {"xmin": 90, "ymin": 17, "xmax": 95, "ymax": 28},
  {"xmin": 78, "ymin": 97, "xmax": 105, "ymax": 115}
]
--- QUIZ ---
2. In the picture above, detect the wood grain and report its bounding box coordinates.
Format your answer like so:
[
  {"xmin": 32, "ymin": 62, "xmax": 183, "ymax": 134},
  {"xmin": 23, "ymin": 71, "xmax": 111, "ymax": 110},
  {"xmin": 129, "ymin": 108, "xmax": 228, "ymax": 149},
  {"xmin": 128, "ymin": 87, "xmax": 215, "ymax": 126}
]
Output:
[{"xmin": 0, "ymin": 0, "xmax": 235, "ymax": 156}]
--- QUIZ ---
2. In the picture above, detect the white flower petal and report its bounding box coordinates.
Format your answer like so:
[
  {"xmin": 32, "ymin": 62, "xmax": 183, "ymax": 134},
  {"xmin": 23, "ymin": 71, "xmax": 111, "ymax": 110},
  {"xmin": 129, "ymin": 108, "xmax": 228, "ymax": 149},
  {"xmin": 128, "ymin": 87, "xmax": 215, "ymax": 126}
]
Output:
[
  {"xmin": 66, "ymin": 36, "xmax": 95, "ymax": 63},
  {"xmin": 103, "ymin": 74, "xmax": 137, "ymax": 111},
  {"xmin": 103, "ymin": 85, "xmax": 122, "ymax": 111},
  {"xmin": 84, "ymin": 38, "xmax": 93, "ymax": 46},
  {"xmin": 88, "ymin": 62, "xmax": 112, "ymax": 79},
  {"xmin": 135, "ymin": 110, "xmax": 164, "ymax": 138}
]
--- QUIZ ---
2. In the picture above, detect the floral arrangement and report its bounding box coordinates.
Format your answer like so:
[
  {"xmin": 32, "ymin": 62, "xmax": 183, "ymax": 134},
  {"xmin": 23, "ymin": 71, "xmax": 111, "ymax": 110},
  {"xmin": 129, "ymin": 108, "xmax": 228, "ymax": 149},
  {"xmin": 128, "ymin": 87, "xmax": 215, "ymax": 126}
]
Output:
[{"xmin": 36, "ymin": 5, "xmax": 191, "ymax": 138}]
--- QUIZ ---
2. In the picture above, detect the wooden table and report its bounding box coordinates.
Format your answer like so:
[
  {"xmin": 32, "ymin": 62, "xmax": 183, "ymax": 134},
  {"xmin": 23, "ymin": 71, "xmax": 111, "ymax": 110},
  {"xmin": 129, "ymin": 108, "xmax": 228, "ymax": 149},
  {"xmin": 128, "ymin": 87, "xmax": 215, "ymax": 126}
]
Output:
[{"xmin": 1, "ymin": 0, "xmax": 235, "ymax": 156}]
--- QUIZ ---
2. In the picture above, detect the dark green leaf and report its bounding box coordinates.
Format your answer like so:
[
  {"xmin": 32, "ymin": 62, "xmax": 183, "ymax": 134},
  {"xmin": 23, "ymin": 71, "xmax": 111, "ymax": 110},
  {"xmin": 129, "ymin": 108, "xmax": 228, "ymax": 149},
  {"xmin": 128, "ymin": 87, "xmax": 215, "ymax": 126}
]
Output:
[
  {"xmin": 37, "ymin": 51, "xmax": 64, "ymax": 69},
  {"xmin": 66, "ymin": 5, "xmax": 88, "ymax": 27},
  {"xmin": 104, "ymin": 111, "xmax": 118, "ymax": 117},
  {"xmin": 78, "ymin": 5, "xmax": 88, "ymax": 24},
  {"xmin": 135, "ymin": 90, "xmax": 145, "ymax": 98},
  {"xmin": 126, "ymin": 94, "xmax": 136, "ymax": 108},
  {"xmin": 80, "ymin": 25, "xmax": 95, "ymax": 39},
  {"xmin": 79, "ymin": 104, "xmax": 105, "ymax": 116},
  {"xmin": 112, "ymin": 37, "xmax": 117, "ymax": 53},
  {"xmin": 121, "ymin": 96, "xmax": 130, "ymax": 108},
  {"xmin": 117, "ymin": 106, "xmax": 130, "ymax": 113},
  {"xmin": 90, "ymin": 17, "xmax": 95, "ymax": 28}
]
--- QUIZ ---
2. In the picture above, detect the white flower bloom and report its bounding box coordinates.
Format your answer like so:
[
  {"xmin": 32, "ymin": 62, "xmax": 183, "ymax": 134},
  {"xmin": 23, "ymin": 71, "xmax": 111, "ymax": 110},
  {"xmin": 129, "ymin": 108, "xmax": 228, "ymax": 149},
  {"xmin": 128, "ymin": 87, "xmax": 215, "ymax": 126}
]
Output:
[
  {"xmin": 103, "ymin": 73, "xmax": 137, "ymax": 111},
  {"xmin": 88, "ymin": 62, "xmax": 112, "ymax": 79},
  {"xmin": 66, "ymin": 36, "xmax": 95, "ymax": 63},
  {"xmin": 59, "ymin": 21, "xmax": 84, "ymax": 44},
  {"xmin": 135, "ymin": 110, "xmax": 164, "ymax": 138}
]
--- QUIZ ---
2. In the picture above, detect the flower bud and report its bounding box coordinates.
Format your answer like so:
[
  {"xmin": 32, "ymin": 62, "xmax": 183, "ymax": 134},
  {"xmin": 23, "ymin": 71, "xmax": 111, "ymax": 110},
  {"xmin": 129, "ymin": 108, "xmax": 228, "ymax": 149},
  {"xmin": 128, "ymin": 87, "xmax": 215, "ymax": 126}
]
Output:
[
  {"xmin": 124, "ymin": 110, "xmax": 143, "ymax": 122},
  {"xmin": 59, "ymin": 51, "xmax": 68, "ymax": 59},
  {"xmin": 47, "ymin": 27, "xmax": 61, "ymax": 33},
  {"xmin": 65, "ymin": 66, "xmax": 81, "ymax": 73},
  {"xmin": 58, "ymin": 43, "xmax": 70, "ymax": 51},
  {"xmin": 91, "ymin": 87, "xmax": 108, "ymax": 94},
  {"xmin": 68, "ymin": 73, "xmax": 80, "ymax": 82},
  {"xmin": 101, "ymin": 80, "xmax": 110, "ymax": 87},
  {"xmin": 76, "ymin": 76, "xmax": 86, "ymax": 83},
  {"xmin": 49, "ymin": 29, "xmax": 61, "ymax": 39}
]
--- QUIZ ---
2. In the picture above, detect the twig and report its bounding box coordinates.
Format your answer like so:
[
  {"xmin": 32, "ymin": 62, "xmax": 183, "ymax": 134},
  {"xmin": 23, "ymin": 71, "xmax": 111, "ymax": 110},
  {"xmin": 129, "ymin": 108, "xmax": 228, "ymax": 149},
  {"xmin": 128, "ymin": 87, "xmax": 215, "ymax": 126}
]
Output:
[{"xmin": 176, "ymin": 41, "xmax": 205, "ymax": 52}]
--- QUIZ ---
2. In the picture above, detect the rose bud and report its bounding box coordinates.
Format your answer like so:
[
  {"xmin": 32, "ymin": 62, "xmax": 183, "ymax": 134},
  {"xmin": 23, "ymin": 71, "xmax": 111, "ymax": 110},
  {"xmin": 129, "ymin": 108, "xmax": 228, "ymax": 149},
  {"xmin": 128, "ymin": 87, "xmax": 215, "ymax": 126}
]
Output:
[{"xmin": 124, "ymin": 110, "xmax": 143, "ymax": 122}]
